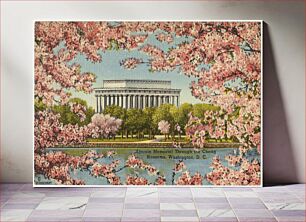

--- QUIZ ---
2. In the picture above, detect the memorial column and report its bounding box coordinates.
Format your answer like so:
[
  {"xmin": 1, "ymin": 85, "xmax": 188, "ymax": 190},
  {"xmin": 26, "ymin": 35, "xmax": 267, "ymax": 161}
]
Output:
[
  {"xmin": 130, "ymin": 95, "xmax": 133, "ymax": 108},
  {"xmin": 132, "ymin": 95, "xmax": 136, "ymax": 108},
  {"xmin": 127, "ymin": 95, "xmax": 130, "ymax": 109},
  {"xmin": 96, "ymin": 96, "xmax": 99, "ymax": 113},
  {"xmin": 104, "ymin": 95, "xmax": 107, "ymax": 109},
  {"xmin": 135, "ymin": 95, "xmax": 138, "ymax": 109},
  {"xmin": 120, "ymin": 95, "xmax": 123, "ymax": 108},
  {"xmin": 100, "ymin": 96, "xmax": 104, "ymax": 113},
  {"xmin": 107, "ymin": 95, "xmax": 111, "ymax": 106},
  {"xmin": 112, "ymin": 95, "xmax": 116, "ymax": 105},
  {"xmin": 128, "ymin": 94, "xmax": 133, "ymax": 109},
  {"xmin": 138, "ymin": 95, "xmax": 142, "ymax": 109},
  {"xmin": 142, "ymin": 95, "xmax": 146, "ymax": 108},
  {"xmin": 151, "ymin": 95, "xmax": 154, "ymax": 107},
  {"xmin": 126, "ymin": 95, "xmax": 129, "ymax": 109},
  {"xmin": 152, "ymin": 95, "xmax": 156, "ymax": 107},
  {"xmin": 123, "ymin": 95, "xmax": 127, "ymax": 108},
  {"xmin": 116, "ymin": 95, "xmax": 119, "ymax": 106},
  {"xmin": 148, "ymin": 95, "xmax": 151, "ymax": 107}
]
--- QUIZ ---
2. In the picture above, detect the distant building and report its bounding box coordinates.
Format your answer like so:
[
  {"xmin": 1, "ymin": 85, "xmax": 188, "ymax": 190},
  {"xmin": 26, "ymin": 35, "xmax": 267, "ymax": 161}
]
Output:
[{"xmin": 94, "ymin": 79, "xmax": 181, "ymax": 113}]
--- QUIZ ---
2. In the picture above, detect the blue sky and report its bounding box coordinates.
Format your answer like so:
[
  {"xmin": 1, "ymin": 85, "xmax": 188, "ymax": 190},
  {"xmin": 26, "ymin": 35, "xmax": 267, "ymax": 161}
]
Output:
[{"xmin": 68, "ymin": 30, "xmax": 202, "ymax": 108}]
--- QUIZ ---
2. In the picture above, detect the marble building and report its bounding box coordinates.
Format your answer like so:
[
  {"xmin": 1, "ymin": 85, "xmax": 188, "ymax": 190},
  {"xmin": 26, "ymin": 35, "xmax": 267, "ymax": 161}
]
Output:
[{"xmin": 94, "ymin": 80, "xmax": 181, "ymax": 113}]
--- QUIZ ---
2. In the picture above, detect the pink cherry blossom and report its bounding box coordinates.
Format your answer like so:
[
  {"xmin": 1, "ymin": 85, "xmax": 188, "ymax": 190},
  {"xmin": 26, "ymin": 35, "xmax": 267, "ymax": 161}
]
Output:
[
  {"xmin": 158, "ymin": 120, "xmax": 170, "ymax": 135},
  {"xmin": 88, "ymin": 113, "xmax": 122, "ymax": 139},
  {"xmin": 155, "ymin": 33, "xmax": 173, "ymax": 43}
]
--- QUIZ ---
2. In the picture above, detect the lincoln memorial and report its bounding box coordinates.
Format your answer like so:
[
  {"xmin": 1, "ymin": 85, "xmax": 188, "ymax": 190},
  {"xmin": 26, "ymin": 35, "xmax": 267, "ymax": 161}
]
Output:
[{"xmin": 94, "ymin": 80, "xmax": 181, "ymax": 113}]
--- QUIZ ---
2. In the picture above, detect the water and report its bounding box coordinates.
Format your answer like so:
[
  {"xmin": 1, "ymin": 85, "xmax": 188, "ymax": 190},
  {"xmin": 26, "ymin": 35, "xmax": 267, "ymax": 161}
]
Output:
[{"xmin": 35, "ymin": 147, "xmax": 260, "ymax": 185}]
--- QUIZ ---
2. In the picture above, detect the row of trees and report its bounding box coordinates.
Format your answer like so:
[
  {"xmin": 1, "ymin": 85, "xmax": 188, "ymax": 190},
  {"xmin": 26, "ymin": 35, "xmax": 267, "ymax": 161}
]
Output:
[
  {"xmin": 102, "ymin": 102, "xmax": 220, "ymax": 139},
  {"xmin": 36, "ymin": 97, "xmax": 221, "ymax": 140}
]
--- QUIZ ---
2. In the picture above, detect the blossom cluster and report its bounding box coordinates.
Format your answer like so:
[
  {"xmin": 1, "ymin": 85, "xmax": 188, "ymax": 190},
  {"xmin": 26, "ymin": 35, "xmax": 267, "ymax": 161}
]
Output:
[
  {"xmin": 125, "ymin": 176, "xmax": 149, "ymax": 185},
  {"xmin": 89, "ymin": 153, "xmax": 162, "ymax": 185},
  {"xmin": 155, "ymin": 33, "xmax": 173, "ymax": 43},
  {"xmin": 173, "ymin": 160, "xmax": 203, "ymax": 185},
  {"xmin": 69, "ymin": 102, "xmax": 87, "ymax": 122},
  {"xmin": 91, "ymin": 160, "xmax": 121, "ymax": 185},
  {"xmin": 158, "ymin": 120, "xmax": 171, "ymax": 135},
  {"xmin": 34, "ymin": 110, "xmax": 90, "ymax": 152},
  {"xmin": 126, "ymin": 154, "xmax": 158, "ymax": 176},
  {"xmin": 176, "ymin": 171, "xmax": 203, "ymax": 185},
  {"xmin": 206, "ymin": 155, "xmax": 260, "ymax": 185},
  {"xmin": 185, "ymin": 111, "xmax": 226, "ymax": 149},
  {"xmin": 35, "ymin": 150, "xmax": 103, "ymax": 185},
  {"xmin": 88, "ymin": 113, "xmax": 122, "ymax": 139}
]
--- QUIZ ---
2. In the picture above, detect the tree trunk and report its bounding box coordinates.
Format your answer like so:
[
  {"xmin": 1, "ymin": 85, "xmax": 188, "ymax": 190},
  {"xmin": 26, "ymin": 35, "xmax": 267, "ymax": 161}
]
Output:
[{"xmin": 225, "ymin": 120, "xmax": 228, "ymax": 139}]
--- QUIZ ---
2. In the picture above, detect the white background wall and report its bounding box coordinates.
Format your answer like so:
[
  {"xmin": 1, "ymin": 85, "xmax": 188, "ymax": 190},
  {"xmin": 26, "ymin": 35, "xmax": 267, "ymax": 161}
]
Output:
[{"xmin": 1, "ymin": 1, "xmax": 305, "ymax": 184}]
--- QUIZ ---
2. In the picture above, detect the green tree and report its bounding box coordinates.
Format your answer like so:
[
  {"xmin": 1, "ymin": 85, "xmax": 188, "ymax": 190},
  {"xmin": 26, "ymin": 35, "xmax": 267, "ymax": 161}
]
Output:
[
  {"xmin": 52, "ymin": 98, "xmax": 95, "ymax": 126},
  {"xmin": 143, "ymin": 107, "xmax": 157, "ymax": 139},
  {"xmin": 169, "ymin": 106, "xmax": 180, "ymax": 138},
  {"xmin": 192, "ymin": 103, "xmax": 220, "ymax": 118},
  {"xmin": 153, "ymin": 104, "xmax": 175, "ymax": 138},
  {"xmin": 173, "ymin": 103, "xmax": 193, "ymax": 135},
  {"xmin": 103, "ymin": 105, "xmax": 127, "ymax": 138},
  {"xmin": 125, "ymin": 109, "xmax": 145, "ymax": 138},
  {"xmin": 103, "ymin": 105, "xmax": 125, "ymax": 118}
]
